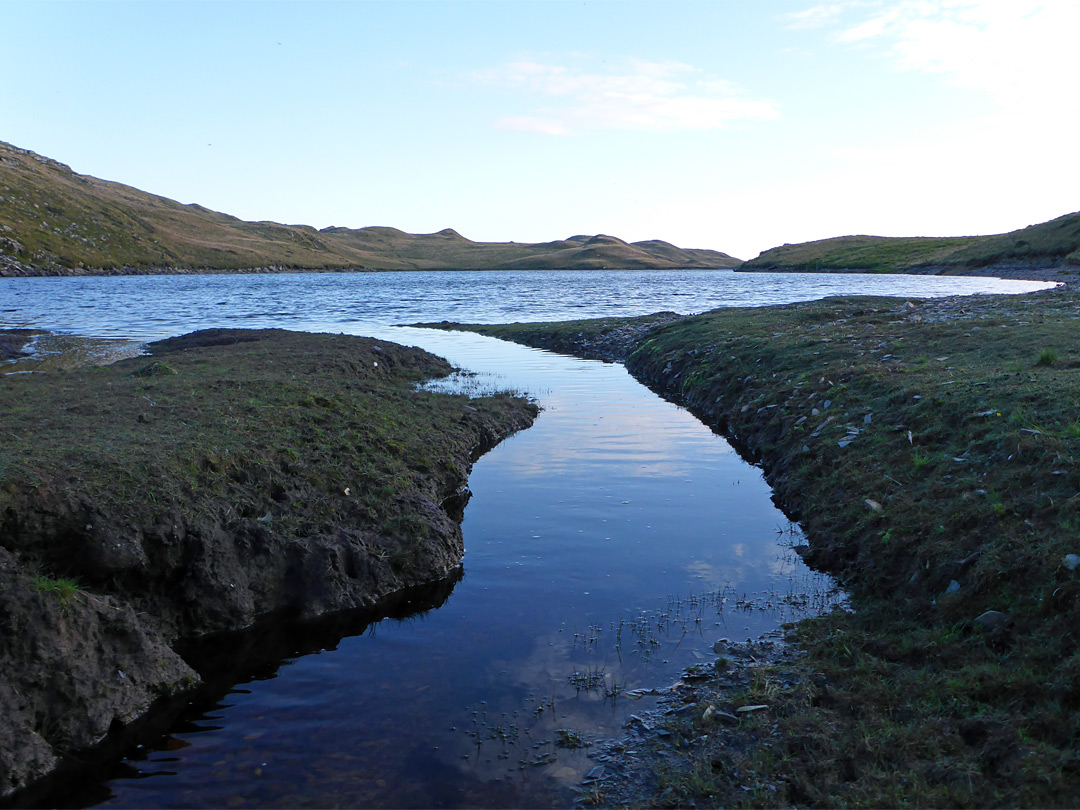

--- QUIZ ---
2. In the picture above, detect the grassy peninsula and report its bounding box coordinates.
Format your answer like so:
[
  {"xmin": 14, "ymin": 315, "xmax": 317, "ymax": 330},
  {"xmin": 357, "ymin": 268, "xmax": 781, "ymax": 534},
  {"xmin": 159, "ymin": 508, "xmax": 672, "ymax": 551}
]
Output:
[
  {"xmin": 740, "ymin": 211, "xmax": 1080, "ymax": 276},
  {"xmin": 0, "ymin": 140, "xmax": 738, "ymax": 275},
  {"xmin": 0, "ymin": 329, "xmax": 536, "ymax": 799},
  {"xmin": 433, "ymin": 287, "xmax": 1080, "ymax": 807}
]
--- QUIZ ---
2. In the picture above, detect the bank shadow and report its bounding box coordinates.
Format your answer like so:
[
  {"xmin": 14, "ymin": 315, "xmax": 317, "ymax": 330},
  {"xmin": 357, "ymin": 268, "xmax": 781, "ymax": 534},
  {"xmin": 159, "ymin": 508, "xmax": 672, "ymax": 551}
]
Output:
[{"xmin": 9, "ymin": 571, "xmax": 463, "ymax": 809}]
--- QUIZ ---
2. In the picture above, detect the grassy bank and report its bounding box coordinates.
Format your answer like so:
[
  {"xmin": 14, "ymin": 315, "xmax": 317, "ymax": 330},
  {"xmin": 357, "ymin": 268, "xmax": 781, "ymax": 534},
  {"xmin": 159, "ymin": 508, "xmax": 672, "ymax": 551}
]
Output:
[
  {"xmin": 739, "ymin": 210, "xmax": 1080, "ymax": 274},
  {"xmin": 435, "ymin": 288, "xmax": 1080, "ymax": 807},
  {"xmin": 0, "ymin": 328, "xmax": 537, "ymax": 798}
]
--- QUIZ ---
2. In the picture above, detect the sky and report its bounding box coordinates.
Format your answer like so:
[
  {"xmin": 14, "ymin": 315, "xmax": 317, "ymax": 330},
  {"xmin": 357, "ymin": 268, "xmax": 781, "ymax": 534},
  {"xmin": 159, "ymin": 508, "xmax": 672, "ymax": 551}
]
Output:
[{"xmin": 2, "ymin": 0, "xmax": 1077, "ymax": 261}]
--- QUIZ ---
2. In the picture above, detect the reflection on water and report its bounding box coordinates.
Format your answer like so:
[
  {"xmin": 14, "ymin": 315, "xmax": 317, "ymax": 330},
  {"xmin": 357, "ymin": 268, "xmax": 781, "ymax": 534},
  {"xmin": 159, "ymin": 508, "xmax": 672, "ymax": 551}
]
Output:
[
  {"xmin": 0, "ymin": 270, "xmax": 1044, "ymax": 808},
  {"xmin": 84, "ymin": 333, "xmax": 839, "ymax": 809}
]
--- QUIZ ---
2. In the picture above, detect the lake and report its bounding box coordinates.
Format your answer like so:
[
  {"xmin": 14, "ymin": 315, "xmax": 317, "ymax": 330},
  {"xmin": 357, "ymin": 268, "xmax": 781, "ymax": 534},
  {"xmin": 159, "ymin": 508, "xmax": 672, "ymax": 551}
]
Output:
[{"xmin": 0, "ymin": 269, "xmax": 1054, "ymax": 807}]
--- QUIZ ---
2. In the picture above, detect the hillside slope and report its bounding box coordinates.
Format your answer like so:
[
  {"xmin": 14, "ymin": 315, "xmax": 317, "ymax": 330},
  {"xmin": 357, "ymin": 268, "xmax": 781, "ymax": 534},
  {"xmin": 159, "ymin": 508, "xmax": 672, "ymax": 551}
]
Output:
[
  {"xmin": 740, "ymin": 211, "xmax": 1080, "ymax": 275},
  {"xmin": 0, "ymin": 141, "xmax": 740, "ymax": 275}
]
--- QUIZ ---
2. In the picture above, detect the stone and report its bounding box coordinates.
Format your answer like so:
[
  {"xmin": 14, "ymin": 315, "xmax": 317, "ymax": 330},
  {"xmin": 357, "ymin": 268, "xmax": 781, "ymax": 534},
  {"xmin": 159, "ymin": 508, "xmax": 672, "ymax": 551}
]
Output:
[
  {"xmin": 1063, "ymin": 554, "xmax": 1080, "ymax": 571},
  {"xmin": 945, "ymin": 579, "xmax": 961, "ymax": 595},
  {"xmin": 974, "ymin": 610, "xmax": 1011, "ymax": 632},
  {"xmin": 736, "ymin": 704, "xmax": 769, "ymax": 714},
  {"xmin": 702, "ymin": 706, "xmax": 739, "ymax": 725}
]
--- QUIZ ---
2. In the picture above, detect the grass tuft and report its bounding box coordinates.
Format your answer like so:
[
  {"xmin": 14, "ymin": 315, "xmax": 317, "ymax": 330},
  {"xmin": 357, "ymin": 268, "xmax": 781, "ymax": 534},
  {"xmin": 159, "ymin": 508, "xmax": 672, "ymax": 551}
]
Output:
[
  {"xmin": 1036, "ymin": 348, "xmax": 1058, "ymax": 366},
  {"xmin": 32, "ymin": 574, "xmax": 83, "ymax": 603}
]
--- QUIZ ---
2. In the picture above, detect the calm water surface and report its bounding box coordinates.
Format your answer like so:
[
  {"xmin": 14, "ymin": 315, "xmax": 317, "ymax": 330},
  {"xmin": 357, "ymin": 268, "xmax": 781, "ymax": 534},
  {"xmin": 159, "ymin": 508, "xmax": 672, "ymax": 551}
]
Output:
[{"xmin": 0, "ymin": 270, "xmax": 1053, "ymax": 807}]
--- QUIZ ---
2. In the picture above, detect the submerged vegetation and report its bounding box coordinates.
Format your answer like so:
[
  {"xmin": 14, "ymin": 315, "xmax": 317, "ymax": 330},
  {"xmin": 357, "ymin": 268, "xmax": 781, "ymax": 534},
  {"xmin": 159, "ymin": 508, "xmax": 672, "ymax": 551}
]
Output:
[{"xmin": 445, "ymin": 286, "xmax": 1080, "ymax": 807}]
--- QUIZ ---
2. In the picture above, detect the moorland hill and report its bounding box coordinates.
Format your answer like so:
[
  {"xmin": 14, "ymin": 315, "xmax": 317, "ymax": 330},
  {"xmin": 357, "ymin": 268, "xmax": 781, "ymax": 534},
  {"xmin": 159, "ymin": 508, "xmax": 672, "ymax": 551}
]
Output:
[{"xmin": 0, "ymin": 141, "xmax": 740, "ymax": 276}]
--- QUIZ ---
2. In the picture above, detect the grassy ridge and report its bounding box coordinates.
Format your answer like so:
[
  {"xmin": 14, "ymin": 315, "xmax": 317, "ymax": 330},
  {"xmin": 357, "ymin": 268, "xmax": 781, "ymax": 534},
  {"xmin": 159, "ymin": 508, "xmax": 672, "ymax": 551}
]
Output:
[
  {"xmin": 741, "ymin": 211, "xmax": 1080, "ymax": 273},
  {"xmin": 442, "ymin": 289, "xmax": 1080, "ymax": 806},
  {"xmin": 0, "ymin": 141, "xmax": 739, "ymax": 274}
]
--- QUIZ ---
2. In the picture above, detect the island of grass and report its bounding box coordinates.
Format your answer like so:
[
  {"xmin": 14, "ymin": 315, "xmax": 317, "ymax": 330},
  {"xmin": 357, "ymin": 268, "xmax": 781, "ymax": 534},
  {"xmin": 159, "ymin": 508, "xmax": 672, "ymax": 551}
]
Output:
[
  {"xmin": 0, "ymin": 328, "xmax": 537, "ymax": 800},
  {"xmin": 429, "ymin": 286, "xmax": 1080, "ymax": 807}
]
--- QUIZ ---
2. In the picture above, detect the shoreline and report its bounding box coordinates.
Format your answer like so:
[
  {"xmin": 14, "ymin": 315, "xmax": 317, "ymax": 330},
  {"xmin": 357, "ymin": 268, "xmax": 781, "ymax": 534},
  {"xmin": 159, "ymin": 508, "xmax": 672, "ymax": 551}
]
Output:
[
  {"xmin": 3, "ymin": 259, "xmax": 1075, "ymax": 281},
  {"xmin": 735, "ymin": 260, "xmax": 1080, "ymax": 285}
]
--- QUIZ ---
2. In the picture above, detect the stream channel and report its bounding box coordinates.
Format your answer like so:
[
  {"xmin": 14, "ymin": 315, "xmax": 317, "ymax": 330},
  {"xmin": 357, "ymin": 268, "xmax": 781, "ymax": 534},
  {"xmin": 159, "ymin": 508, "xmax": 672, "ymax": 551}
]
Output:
[{"xmin": 0, "ymin": 269, "xmax": 1054, "ymax": 807}]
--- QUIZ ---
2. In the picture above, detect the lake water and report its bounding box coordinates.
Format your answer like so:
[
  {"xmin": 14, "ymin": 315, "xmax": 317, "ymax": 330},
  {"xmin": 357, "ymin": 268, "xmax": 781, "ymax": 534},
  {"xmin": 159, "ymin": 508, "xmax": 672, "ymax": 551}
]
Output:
[{"xmin": 0, "ymin": 269, "xmax": 1054, "ymax": 807}]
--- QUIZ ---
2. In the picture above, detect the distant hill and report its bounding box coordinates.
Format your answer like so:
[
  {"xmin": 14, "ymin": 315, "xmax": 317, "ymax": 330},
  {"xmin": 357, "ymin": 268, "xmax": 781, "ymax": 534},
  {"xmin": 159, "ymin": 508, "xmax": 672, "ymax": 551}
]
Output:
[
  {"xmin": 740, "ymin": 211, "xmax": 1080, "ymax": 274},
  {"xmin": 0, "ymin": 141, "xmax": 740, "ymax": 276}
]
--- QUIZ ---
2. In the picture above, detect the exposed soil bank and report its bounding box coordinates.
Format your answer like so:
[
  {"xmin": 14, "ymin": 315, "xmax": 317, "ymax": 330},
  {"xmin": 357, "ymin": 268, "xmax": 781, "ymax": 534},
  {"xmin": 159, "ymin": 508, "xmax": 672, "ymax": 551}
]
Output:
[
  {"xmin": 436, "ymin": 287, "xmax": 1080, "ymax": 807},
  {"xmin": 0, "ymin": 329, "xmax": 537, "ymax": 800}
]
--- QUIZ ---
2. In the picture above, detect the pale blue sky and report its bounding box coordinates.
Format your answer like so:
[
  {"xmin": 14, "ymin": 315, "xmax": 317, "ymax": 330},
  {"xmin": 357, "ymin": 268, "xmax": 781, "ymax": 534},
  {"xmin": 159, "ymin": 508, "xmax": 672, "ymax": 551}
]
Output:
[{"xmin": 3, "ymin": 1, "xmax": 1076, "ymax": 260}]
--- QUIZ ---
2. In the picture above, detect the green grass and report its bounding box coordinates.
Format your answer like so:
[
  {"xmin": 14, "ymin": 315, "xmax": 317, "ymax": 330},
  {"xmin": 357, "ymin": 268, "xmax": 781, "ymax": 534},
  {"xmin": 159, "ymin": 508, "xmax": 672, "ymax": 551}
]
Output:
[
  {"xmin": 31, "ymin": 574, "xmax": 83, "ymax": 603},
  {"xmin": 740, "ymin": 211, "xmax": 1080, "ymax": 272},
  {"xmin": 1036, "ymin": 348, "xmax": 1058, "ymax": 366}
]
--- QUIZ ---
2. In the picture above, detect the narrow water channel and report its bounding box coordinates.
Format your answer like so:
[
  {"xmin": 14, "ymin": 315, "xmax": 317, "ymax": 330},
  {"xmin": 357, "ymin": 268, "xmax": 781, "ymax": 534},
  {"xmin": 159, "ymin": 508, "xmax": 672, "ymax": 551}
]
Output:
[
  {"xmin": 2, "ymin": 270, "xmax": 1051, "ymax": 807},
  {"xmin": 71, "ymin": 327, "xmax": 838, "ymax": 808}
]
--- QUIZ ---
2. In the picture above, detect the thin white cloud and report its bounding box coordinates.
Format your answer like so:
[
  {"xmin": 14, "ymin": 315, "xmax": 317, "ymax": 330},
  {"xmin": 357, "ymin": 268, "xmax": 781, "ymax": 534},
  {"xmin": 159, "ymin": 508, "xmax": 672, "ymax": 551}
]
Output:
[
  {"xmin": 797, "ymin": 1, "xmax": 1080, "ymax": 114},
  {"xmin": 497, "ymin": 116, "xmax": 571, "ymax": 136},
  {"xmin": 784, "ymin": 2, "xmax": 874, "ymax": 29},
  {"xmin": 472, "ymin": 58, "xmax": 780, "ymax": 135}
]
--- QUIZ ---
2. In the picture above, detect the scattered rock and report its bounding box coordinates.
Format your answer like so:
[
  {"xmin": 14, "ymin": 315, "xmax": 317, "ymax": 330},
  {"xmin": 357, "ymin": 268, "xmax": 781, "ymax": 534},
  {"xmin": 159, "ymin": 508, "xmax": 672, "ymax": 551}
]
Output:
[
  {"xmin": 583, "ymin": 764, "xmax": 606, "ymax": 783},
  {"xmin": 864, "ymin": 499, "xmax": 883, "ymax": 512},
  {"xmin": 682, "ymin": 664, "xmax": 712, "ymax": 682},
  {"xmin": 974, "ymin": 610, "xmax": 1011, "ymax": 632},
  {"xmin": 736, "ymin": 704, "xmax": 769, "ymax": 714},
  {"xmin": 702, "ymin": 705, "xmax": 740, "ymax": 725},
  {"xmin": 1063, "ymin": 553, "xmax": 1080, "ymax": 571},
  {"xmin": 945, "ymin": 579, "xmax": 961, "ymax": 595}
]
